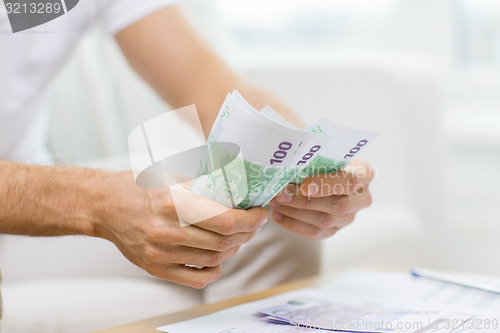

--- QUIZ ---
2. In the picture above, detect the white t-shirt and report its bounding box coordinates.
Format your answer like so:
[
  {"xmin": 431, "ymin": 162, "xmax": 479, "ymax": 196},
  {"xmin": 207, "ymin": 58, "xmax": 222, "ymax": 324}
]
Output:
[{"xmin": 0, "ymin": 0, "xmax": 178, "ymax": 163}]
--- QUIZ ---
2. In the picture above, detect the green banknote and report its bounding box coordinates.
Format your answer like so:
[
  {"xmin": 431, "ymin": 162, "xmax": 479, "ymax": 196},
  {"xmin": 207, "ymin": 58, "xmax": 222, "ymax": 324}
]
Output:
[{"xmin": 190, "ymin": 91, "xmax": 377, "ymax": 209}]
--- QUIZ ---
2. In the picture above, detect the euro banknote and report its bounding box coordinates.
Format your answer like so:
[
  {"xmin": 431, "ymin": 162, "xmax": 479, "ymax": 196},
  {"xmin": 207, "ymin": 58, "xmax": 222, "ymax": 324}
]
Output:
[
  {"xmin": 259, "ymin": 296, "xmax": 467, "ymax": 333},
  {"xmin": 189, "ymin": 91, "xmax": 377, "ymax": 209}
]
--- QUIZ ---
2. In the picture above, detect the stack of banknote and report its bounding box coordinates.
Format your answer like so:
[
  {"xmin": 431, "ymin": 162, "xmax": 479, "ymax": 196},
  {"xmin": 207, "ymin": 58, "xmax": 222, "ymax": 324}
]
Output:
[{"xmin": 190, "ymin": 91, "xmax": 377, "ymax": 209}]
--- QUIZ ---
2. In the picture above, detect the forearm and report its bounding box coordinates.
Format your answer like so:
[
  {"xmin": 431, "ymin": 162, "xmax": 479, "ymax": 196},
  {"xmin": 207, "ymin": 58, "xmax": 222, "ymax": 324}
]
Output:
[
  {"xmin": 115, "ymin": 6, "xmax": 303, "ymax": 136},
  {"xmin": 0, "ymin": 163, "xmax": 268, "ymax": 287},
  {"xmin": 154, "ymin": 58, "xmax": 304, "ymax": 135},
  {"xmin": 160, "ymin": 69, "xmax": 305, "ymax": 134},
  {"xmin": 156, "ymin": 49, "xmax": 305, "ymax": 131},
  {"xmin": 0, "ymin": 161, "xmax": 106, "ymax": 237}
]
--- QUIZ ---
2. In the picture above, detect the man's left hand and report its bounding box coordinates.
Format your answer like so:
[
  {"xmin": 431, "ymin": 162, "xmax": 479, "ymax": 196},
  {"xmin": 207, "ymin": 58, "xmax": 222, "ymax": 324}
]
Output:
[{"xmin": 270, "ymin": 158, "xmax": 374, "ymax": 240}]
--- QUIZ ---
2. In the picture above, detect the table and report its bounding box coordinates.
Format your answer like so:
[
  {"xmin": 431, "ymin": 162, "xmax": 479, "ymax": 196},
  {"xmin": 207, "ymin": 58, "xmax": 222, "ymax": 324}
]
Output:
[
  {"xmin": 92, "ymin": 274, "xmax": 330, "ymax": 333},
  {"xmin": 92, "ymin": 267, "xmax": 500, "ymax": 333}
]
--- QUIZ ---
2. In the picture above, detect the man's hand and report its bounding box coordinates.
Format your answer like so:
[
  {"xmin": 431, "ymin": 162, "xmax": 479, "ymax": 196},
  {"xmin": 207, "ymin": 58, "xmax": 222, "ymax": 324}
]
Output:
[
  {"xmin": 94, "ymin": 171, "xmax": 268, "ymax": 289},
  {"xmin": 270, "ymin": 159, "xmax": 374, "ymax": 240},
  {"xmin": 0, "ymin": 161, "xmax": 267, "ymax": 289}
]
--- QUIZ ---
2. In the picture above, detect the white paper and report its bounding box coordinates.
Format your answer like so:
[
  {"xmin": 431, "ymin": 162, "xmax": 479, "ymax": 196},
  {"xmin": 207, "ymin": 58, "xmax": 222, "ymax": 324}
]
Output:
[{"xmin": 157, "ymin": 271, "xmax": 500, "ymax": 333}]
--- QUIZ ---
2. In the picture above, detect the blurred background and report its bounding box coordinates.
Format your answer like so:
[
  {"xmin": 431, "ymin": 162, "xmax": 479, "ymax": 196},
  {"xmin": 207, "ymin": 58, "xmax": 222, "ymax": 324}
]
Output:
[
  {"xmin": 2, "ymin": 0, "xmax": 500, "ymax": 332},
  {"xmin": 47, "ymin": 0, "xmax": 500, "ymax": 273},
  {"xmin": 200, "ymin": 0, "xmax": 500, "ymax": 273}
]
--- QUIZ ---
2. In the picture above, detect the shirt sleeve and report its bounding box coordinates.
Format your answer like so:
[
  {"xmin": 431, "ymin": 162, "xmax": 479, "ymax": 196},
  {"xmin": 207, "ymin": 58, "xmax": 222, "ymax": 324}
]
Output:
[{"xmin": 98, "ymin": 0, "xmax": 181, "ymax": 35}]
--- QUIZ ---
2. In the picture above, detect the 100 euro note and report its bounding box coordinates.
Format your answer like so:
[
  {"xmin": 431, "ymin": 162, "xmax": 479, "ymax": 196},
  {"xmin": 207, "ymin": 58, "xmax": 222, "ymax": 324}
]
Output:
[
  {"xmin": 190, "ymin": 91, "xmax": 377, "ymax": 209},
  {"xmin": 259, "ymin": 106, "xmax": 378, "ymax": 184},
  {"xmin": 190, "ymin": 92, "xmax": 331, "ymax": 209},
  {"xmin": 292, "ymin": 119, "xmax": 378, "ymax": 184},
  {"xmin": 232, "ymin": 91, "xmax": 334, "ymax": 205},
  {"xmin": 258, "ymin": 296, "xmax": 457, "ymax": 333}
]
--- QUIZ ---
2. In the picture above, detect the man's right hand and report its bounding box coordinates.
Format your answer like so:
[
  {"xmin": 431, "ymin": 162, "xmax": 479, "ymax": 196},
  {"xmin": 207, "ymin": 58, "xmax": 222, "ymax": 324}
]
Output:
[{"xmin": 93, "ymin": 170, "xmax": 268, "ymax": 289}]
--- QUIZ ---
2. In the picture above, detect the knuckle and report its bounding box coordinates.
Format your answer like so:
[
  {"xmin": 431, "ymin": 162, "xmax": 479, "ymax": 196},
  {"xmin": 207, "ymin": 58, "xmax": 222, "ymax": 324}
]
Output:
[
  {"xmin": 249, "ymin": 217, "xmax": 261, "ymax": 232},
  {"xmin": 308, "ymin": 226, "xmax": 324, "ymax": 240},
  {"xmin": 167, "ymin": 227, "xmax": 189, "ymax": 244},
  {"xmin": 218, "ymin": 215, "xmax": 236, "ymax": 235},
  {"xmin": 191, "ymin": 268, "xmax": 222, "ymax": 289},
  {"xmin": 145, "ymin": 264, "xmax": 163, "ymax": 278},
  {"xmin": 354, "ymin": 183, "xmax": 368, "ymax": 195},
  {"xmin": 286, "ymin": 206, "xmax": 300, "ymax": 218},
  {"xmin": 242, "ymin": 231, "xmax": 257, "ymax": 245},
  {"xmin": 190, "ymin": 277, "xmax": 210, "ymax": 289},
  {"xmin": 364, "ymin": 193, "xmax": 373, "ymax": 208},
  {"xmin": 248, "ymin": 230, "xmax": 258, "ymax": 242},
  {"xmin": 319, "ymin": 214, "xmax": 335, "ymax": 229},
  {"xmin": 143, "ymin": 245, "xmax": 162, "ymax": 264},
  {"xmin": 331, "ymin": 196, "xmax": 350, "ymax": 215},
  {"xmin": 205, "ymin": 252, "xmax": 223, "ymax": 267},
  {"xmin": 212, "ymin": 267, "xmax": 222, "ymax": 281},
  {"xmin": 334, "ymin": 197, "xmax": 351, "ymax": 215},
  {"xmin": 148, "ymin": 227, "xmax": 165, "ymax": 240},
  {"xmin": 154, "ymin": 192, "xmax": 175, "ymax": 214},
  {"xmin": 215, "ymin": 236, "xmax": 232, "ymax": 252},
  {"xmin": 145, "ymin": 225, "xmax": 168, "ymax": 242},
  {"xmin": 286, "ymin": 221, "xmax": 300, "ymax": 234},
  {"xmin": 301, "ymin": 196, "xmax": 313, "ymax": 209},
  {"xmin": 367, "ymin": 164, "xmax": 375, "ymax": 181},
  {"xmin": 347, "ymin": 172, "xmax": 358, "ymax": 193},
  {"xmin": 327, "ymin": 228, "xmax": 339, "ymax": 238},
  {"xmin": 250, "ymin": 209, "xmax": 268, "ymax": 230}
]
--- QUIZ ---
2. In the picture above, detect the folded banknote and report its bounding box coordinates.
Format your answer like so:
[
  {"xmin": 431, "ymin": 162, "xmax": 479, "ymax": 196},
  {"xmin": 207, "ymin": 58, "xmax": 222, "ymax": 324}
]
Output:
[{"xmin": 190, "ymin": 91, "xmax": 377, "ymax": 209}]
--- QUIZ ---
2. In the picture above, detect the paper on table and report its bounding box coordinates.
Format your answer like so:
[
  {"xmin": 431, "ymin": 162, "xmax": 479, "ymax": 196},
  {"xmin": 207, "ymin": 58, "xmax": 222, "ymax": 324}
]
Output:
[
  {"xmin": 157, "ymin": 291, "xmax": 472, "ymax": 333},
  {"xmin": 318, "ymin": 271, "xmax": 500, "ymax": 332},
  {"xmin": 157, "ymin": 289, "xmax": 330, "ymax": 333},
  {"xmin": 319, "ymin": 270, "xmax": 500, "ymax": 314},
  {"xmin": 258, "ymin": 296, "xmax": 446, "ymax": 333},
  {"xmin": 157, "ymin": 270, "xmax": 500, "ymax": 333}
]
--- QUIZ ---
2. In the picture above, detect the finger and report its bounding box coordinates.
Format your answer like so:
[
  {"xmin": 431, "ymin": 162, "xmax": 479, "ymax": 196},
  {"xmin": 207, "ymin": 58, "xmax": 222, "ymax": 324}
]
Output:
[
  {"xmin": 167, "ymin": 183, "xmax": 231, "ymax": 225},
  {"xmin": 146, "ymin": 244, "xmax": 240, "ymax": 268},
  {"xmin": 271, "ymin": 201, "xmax": 357, "ymax": 229},
  {"xmin": 194, "ymin": 207, "xmax": 269, "ymax": 236},
  {"xmin": 273, "ymin": 185, "xmax": 372, "ymax": 215},
  {"xmin": 180, "ymin": 226, "xmax": 257, "ymax": 252},
  {"xmin": 299, "ymin": 159, "xmax": 374, "ymax": 197},
  {"xmin": 272, "ymin": 211, "xmax": 340, "ymax": 240},
  {"xmin": 147, "ymin": 223, "xmax": 257, "ymax": 251},
  {"xmin": 149, "ymin": 264, "xmax": 222, "ymax": 289}
]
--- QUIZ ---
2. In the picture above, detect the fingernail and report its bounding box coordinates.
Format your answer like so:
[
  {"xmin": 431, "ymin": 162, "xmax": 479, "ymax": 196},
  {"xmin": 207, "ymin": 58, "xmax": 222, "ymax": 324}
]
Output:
[
  {"xmin": 277, "ymin": 191, "xmax": 293, "ymax": 204},
  {"xmin": 260, "ymin": 216, "xmax": 269, "ymax": 225},
  {"xmin": 274, "ymin": 212, "xmax": 283, "ymax": 221},
  {"xmin": 307, "ymin": 180, "xmax": 320, "ymax": 196},
  {"xmin": 270, "ymin": 199, "xmax": 280, "ymax": 208}
]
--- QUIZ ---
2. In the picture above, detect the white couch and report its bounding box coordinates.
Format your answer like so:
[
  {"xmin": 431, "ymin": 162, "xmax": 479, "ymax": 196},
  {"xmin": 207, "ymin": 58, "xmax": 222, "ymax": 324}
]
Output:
[{"xmin": 0, "ymin": 34, "xmax": 444, "ymax": 333}]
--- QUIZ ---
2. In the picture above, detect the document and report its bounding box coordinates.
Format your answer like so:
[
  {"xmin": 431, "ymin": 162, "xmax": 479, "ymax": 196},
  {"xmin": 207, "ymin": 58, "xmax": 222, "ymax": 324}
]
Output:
[
  {"xmin": 158, "ymin": 289, "xmax": 332, "ymax": 333},
  {"xmin": 157, "ymin": 271, "xmax": 500, "ymax": 333},
  {"xmin": 319, "ymin": 270, "xmax": 500, "ymax": 313},
  {"xmin": 258, "ymin": 296, "xmax": 449, "ymax": 332}
]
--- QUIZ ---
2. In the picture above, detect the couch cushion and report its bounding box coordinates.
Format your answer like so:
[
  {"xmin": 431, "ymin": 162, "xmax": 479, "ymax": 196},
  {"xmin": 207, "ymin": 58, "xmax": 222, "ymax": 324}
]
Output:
[{"xmin": 1, "ymin": 276, "xmax": 202, "ymax": 333}]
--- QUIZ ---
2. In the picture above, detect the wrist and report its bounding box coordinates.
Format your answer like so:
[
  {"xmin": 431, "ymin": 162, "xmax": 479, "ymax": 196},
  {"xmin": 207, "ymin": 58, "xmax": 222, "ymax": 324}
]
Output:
[
  {"xmin": 83, "ymin": 169, "xmax": 124, "ymax": 239},
  {"xmin": 47, "ymin": 166, "xmax": 112, "ymax": 238},
  {"xmin": 86, "ymin": 169, "xmax": 145, "ymax": 241}
]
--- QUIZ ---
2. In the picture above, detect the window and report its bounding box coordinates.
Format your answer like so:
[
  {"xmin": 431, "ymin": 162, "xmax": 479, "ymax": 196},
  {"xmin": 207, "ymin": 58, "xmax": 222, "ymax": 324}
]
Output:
[
  {"xmin": 183, "ymin": 0, "xmax": 500, "ymax": 231},
  {"xmin": 214, "ymin": 0, "xmax": 396, "ymax": 52},
  {"xmin": 455, "ymin": 0, "xmax": 500, "ymax": 68}
]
